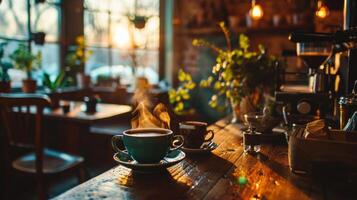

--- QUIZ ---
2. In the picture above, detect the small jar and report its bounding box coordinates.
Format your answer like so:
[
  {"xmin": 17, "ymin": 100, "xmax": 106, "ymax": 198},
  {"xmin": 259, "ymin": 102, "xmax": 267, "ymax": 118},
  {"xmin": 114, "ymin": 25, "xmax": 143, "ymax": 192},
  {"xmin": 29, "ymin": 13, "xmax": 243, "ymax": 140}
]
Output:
[
  {"xmin": 243, "ymin": 130, "xmax": 261, "ymax": 154},
  {"xmin": 84, "ymin": 95, "xmax": 99, "ymax": 113}
]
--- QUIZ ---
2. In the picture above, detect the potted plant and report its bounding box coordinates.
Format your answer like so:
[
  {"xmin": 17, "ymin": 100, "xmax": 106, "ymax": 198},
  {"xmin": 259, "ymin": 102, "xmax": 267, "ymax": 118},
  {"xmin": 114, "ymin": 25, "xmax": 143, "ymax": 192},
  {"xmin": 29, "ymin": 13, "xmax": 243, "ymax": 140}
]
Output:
[
  {"xmin": 10, "ymin": 43, "xmax": 41, "ymax": 93},
  {"xmin": 42, "ymin": 71, "xmax": 67, "ymax": 108},
  {"xmin": 0, "ymin": 43, "xmax": 12, "ymax": 93},
  {"xmin": 129, "ymin": 15, "xmax": 149, "ymax": 29},
  {"xmin": 65, "ymin": 35, "xmax": 93, "ymax": 88},
  {"xmin": 42, "ymin": 71, "xmax": 67, "ymax": 92},
  {"xmin": 170, "ymin": 22, "xmax": 279, "ymax": 123}
]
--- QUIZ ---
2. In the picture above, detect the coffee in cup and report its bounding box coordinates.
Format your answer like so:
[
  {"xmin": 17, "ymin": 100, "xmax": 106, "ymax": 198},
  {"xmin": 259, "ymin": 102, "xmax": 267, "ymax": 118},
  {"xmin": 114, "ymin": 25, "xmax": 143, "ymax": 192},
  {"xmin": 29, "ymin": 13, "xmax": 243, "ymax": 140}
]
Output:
[
  {"xmin": 179, "ymin": 121, "xmax": 214, "ymax": 148},
  {"xmin": 111, "ymin": 128, "xmax": 184, "ymax": 163}
]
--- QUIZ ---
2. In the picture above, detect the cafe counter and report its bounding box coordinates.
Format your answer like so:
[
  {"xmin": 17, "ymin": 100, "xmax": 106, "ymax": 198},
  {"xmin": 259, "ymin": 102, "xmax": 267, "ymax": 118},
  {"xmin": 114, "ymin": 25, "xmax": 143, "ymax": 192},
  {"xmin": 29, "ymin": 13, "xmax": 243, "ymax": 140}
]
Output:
[{"xmin": 53, "ymin": 117, "xmax": 357, "ymax": 200}]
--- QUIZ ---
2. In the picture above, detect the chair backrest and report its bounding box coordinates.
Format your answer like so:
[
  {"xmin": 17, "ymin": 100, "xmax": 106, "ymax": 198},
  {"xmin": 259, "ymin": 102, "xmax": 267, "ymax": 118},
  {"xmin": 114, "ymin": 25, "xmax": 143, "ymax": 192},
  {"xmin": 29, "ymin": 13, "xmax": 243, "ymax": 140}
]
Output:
[{"xmin": 0, "ymin": 93, "xmax": 51, "ymax": 174}]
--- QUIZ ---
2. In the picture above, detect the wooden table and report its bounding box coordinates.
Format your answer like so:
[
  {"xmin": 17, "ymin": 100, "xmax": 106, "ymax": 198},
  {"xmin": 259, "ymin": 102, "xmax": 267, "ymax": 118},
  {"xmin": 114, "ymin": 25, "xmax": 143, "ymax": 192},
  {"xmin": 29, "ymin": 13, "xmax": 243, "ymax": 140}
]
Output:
[
  {"xmin": 52, "ymin": 117, "xmax": 357, "ymax": 200},
  {"xmin": 44, "ymin": 102, "xmax": 132, "ymax": 123},
  {"xmin": 42, "ymin": 102, "xmax": 132, "ymax": 155}
]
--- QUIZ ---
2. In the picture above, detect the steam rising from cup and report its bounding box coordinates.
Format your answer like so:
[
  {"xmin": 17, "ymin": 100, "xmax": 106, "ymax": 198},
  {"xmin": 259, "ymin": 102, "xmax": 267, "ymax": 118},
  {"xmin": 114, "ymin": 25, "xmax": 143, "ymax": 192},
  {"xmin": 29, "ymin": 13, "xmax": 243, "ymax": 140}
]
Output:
[{"xmin": 131, "ymin": 88, "xmax": 170, "ymax": 129}]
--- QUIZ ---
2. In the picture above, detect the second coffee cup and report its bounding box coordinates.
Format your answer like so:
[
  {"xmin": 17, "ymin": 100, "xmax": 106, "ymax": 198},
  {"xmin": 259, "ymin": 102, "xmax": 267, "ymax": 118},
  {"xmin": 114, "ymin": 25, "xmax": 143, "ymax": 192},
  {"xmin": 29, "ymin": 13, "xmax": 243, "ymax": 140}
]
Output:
[{"xmin": 179, "ymin": 121, "xmax": 214, "ymax": 148}]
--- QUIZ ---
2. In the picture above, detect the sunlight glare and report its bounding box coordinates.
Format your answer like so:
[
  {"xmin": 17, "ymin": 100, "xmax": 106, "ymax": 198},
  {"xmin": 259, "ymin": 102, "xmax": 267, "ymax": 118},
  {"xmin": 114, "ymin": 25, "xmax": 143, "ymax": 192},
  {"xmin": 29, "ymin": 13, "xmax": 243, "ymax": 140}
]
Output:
[{"xmin": 113, "ymin": 25, "xmax": 131, "ymax": 49}]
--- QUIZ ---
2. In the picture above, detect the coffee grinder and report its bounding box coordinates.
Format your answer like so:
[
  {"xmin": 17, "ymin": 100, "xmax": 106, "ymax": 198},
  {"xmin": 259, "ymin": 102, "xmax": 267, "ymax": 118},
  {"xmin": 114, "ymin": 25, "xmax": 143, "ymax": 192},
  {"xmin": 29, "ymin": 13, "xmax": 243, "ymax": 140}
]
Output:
[{"xmin": 276, "ymin": 40, "xmax": 333, "ymax": 125}]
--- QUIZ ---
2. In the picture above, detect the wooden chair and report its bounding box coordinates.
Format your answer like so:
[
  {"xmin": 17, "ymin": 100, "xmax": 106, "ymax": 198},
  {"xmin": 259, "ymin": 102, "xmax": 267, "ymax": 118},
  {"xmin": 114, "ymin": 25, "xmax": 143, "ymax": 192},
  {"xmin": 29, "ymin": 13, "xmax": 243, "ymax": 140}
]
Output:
[{"xmin": 0, "ymin": 93, "xmax": 86, "ymax": 200}]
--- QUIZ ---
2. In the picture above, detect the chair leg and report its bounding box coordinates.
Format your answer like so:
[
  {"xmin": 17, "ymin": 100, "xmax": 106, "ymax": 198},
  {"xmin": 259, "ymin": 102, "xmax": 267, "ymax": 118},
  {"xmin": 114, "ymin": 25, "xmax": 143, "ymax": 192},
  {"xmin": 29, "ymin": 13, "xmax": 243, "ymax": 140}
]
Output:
[
  {"xmin": 3, "ymin": 165, "xmax": 12, "ymax": 200},
  {"xmin": 37, "ymin": 175, "xmax": 47, "ymax": 200}
]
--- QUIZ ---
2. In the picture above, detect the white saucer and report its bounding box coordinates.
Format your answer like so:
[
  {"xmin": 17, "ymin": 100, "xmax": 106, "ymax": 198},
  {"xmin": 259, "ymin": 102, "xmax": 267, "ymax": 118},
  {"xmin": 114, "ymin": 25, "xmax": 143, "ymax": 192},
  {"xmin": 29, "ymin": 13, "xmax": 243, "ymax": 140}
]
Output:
[
  {"xmin": 113, "ymin": 150, "xmax": 185, "ymax": 173},
  {"xmin": 181, "ymin": 142, "xmax": 218, "ymax": 154}
]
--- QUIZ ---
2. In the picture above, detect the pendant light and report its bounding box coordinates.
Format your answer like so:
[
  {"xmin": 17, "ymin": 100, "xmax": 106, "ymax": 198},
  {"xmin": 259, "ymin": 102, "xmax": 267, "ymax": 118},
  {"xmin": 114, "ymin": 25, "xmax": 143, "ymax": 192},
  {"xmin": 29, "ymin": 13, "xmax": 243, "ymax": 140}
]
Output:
[
  {"xmin": 249, "ymin": 0, "xmax": 264, "ymax": 20},
  {"xmin": 316, "ymin": 0, "xmax": 329, "ymax": 19}
]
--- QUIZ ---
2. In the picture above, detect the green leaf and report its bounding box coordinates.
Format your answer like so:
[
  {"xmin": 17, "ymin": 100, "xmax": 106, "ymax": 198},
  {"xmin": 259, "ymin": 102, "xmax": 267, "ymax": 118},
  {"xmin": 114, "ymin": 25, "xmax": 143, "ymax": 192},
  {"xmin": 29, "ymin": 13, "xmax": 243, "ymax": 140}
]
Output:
[
  {"xmin": 42, "ymin": 72, "xmax": 53, "ymax": 90},
  {"xmin": 192, "ymin": 39, "xmax": 222, "ymax": 53},
  {"xmin": 239, "ymin": 34, "xmax": 250, "ymax": 51},
  {"xmin": 43, "ymin": 71, "xmax": 67, "ymax": 91},
  {"xmin": 258, "ymin": 44, "xmax": 265, "ymax": 54},
  {"xmin": 54, "ymin": 71, "xmax": 65, "ymax": 89}
]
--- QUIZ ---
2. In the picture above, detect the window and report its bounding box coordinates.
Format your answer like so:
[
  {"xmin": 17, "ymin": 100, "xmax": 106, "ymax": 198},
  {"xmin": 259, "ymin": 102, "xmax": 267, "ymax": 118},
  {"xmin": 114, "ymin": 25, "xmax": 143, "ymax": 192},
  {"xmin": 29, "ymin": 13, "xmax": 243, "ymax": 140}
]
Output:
[
  {"xmin": 84, "ymin": 0, "xmax": 160, "ymax": 85},
  {"xmin": 0, "ymin": 0, "xmax": 61, "ymax": 87}
]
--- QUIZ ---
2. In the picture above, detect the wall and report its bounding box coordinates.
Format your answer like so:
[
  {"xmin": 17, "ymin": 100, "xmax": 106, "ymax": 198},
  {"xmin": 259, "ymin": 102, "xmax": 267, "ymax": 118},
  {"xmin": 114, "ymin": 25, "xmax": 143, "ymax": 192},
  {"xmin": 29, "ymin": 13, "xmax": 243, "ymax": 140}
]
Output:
[{"xmin": 172, "ymin": 0, "xmax": 343, "ymax": 121}]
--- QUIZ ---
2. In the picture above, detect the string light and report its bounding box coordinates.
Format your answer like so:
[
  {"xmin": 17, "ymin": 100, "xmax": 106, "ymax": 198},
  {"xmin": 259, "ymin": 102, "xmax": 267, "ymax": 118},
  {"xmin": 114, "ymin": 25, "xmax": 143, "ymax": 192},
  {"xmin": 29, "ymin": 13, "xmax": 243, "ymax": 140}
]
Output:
[{"xmin": 316, "ymin": 0, "xmax": 329, "ymax": 19}]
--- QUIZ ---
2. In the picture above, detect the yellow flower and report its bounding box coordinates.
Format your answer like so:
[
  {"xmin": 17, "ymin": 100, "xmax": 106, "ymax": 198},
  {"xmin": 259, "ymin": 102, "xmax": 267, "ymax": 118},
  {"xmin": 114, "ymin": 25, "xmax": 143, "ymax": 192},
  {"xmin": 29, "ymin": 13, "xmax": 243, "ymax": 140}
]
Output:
[
  {"xmin": 178, "ymin": 69, "xmax": 186, "ymax": 82},
  {"xmin": 76, "ymin": 49, "xmax": 84, "ymax": 58},
  {"xmin": 214, "ymin": 82, "xmax": 221, "ymax": 90},
  {"xmin": 186, "ymin": 82, "xmax": 196, "ymax": 90},
  {"xmin": 76, "ymin": 36, "xmax": 85, "ymax": 45},
  {"xmin": 209, "ymin": 97, "xmax": 218, "ymax": 108},
  {"xmin": 200, "ymin": 80, "xmax": 208, "ymax": 88},
  {"xmin": 175, "ymin": 95, "xmax": 181, "ymax": 102},
  {"xmin": 182, "ymin": 92, "xmax": 190, "ymax": 100},
  {"xmin": 175, "ymin": 102, "xmax": 184, "ymax": 112}
]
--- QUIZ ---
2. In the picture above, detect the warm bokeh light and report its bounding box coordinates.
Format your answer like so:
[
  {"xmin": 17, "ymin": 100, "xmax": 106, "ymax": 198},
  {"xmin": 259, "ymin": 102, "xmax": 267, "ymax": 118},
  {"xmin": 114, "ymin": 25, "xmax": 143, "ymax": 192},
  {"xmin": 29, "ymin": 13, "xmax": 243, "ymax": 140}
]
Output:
[
  {"xmin": 316, "ymin": 1, "xmax": 329, "ymax": 19},
  {"xmin": 113, "ymin": 25, "xmax": 131, "ymax": 49},
  {"xmin": 249, "ymin": 4, "xmax": 264, "ymax": 20},
  {"xmin": 112, "ymin": 17, "xmax": 159, "ymax": 50}
]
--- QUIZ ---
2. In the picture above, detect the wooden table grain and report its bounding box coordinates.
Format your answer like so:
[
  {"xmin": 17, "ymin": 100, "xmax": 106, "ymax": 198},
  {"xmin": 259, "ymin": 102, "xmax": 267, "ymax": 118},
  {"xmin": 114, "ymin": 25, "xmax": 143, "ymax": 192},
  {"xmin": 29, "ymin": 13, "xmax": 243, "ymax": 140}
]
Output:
[{"xmin": 52, "ymin": 117, "xmax": 357, "ymax": 200}]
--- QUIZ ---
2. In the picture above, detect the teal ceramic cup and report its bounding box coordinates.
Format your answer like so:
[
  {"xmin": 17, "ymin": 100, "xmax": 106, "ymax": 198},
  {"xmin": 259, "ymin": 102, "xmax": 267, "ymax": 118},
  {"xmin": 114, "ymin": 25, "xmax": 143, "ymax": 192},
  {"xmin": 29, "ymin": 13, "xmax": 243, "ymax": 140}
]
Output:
[{"xmin": 111, "ymin": 128, "xmax": 184, "ymax": 163}]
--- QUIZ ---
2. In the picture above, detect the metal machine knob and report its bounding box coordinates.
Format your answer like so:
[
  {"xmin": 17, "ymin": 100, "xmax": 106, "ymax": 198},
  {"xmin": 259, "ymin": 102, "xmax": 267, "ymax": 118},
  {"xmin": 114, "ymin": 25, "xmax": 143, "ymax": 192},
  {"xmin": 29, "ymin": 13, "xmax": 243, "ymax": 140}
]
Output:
[{"xmin": 297, "ymin": 101, "xmax": 311, "ymax": 114}]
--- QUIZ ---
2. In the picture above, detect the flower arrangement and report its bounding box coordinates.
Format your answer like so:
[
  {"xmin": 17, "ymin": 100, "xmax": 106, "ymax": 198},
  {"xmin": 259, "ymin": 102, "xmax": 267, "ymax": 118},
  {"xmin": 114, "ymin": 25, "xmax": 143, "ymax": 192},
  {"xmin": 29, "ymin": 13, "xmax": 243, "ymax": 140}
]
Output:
[
  {"xmin": 170, "ymin": 22, "xmax": 279, "ymax": 121},
  {"xmin": 65, "ymin": 36, "xmax": 93, "ymax": 71},
  {"xmin": 65, "ymin": 35, "xmax": 93, "ymax": 87}
]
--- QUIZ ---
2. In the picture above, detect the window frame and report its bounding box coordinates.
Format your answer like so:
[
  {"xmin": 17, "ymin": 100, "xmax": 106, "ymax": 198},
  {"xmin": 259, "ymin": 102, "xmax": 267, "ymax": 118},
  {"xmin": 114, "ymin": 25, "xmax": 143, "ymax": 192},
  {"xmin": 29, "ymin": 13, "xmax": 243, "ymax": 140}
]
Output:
[
  {"xmin": 0, "ymin": 0, "xmax": 62, "ymax": 88},
  {"xmin": 83, "ymin": 0, "xmax": 162, "ymax": 84}
]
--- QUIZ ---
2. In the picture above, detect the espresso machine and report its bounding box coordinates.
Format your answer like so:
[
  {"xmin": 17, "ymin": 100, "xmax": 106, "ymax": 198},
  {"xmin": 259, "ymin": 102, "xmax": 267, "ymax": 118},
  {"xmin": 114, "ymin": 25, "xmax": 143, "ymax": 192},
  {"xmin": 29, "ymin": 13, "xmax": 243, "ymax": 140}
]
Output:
[
  {"xmin": 286, "ymin": 31, "xmax": 357, "ymax": 174},
  {"xmin": 287, "ymin": 0, "xmax": 357, "ymax": 175},
  {"xmin": 276, "ymin": 27, "xmax": 357, "ymax": 125}
]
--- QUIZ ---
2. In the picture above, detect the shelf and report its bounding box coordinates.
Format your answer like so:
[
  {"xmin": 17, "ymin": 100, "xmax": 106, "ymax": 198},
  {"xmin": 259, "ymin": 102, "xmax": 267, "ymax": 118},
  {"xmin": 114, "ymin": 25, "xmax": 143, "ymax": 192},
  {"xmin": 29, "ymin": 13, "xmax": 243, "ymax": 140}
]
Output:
[{"xmin": 175, "ymin": 25, "xmax": 314, "ymax": 36}]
